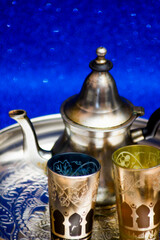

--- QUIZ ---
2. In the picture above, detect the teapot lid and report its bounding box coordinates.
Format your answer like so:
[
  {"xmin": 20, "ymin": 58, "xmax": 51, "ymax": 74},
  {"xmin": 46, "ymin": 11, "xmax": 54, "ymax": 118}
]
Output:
[{"xmin": 61, "ymin": 47, "xmax": 144, "ymax": 130}]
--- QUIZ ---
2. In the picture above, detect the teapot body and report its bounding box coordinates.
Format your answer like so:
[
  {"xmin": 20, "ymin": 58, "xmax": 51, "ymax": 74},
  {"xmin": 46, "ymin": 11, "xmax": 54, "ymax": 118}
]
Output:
[
  {"xmin": 50, "ymin": 47, "xmax": 144, "ymax": 206},
  {"xmin": 52, "ymin": 121, "xmax": 133, "ymax": 206}
]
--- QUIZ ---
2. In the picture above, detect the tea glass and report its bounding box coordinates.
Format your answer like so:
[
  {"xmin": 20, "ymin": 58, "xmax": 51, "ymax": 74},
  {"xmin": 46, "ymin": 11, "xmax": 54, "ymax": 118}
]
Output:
[
  {"xmin": 47, "ymin": 152, "xmax": 100, "ymax": 240},
  {"xmin": 112, "ymin": 145, "xmax": 160, "ymax": 240}
]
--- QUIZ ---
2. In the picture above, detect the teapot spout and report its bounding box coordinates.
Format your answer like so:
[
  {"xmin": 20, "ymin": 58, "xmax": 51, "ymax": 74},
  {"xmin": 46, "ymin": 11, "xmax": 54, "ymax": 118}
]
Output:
[{"xmin": 9, "ymin": 110, "xmax": 52, "ymax": 172}]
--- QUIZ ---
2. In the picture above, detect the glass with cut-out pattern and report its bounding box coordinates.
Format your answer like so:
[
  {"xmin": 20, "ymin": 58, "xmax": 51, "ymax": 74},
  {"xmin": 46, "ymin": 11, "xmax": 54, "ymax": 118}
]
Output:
[
  {"xmin": 47, "ymin": 152, "xmax": 100, "ymax": 240},
  {"xmin": 112, "ymin": 145, "xmax": 160, "ymax": 240}
]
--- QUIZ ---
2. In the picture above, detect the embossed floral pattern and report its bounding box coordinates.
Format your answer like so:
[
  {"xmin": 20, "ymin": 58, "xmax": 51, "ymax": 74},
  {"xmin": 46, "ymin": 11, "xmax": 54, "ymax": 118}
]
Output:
[
  {"xmin": 53, "ymin": 160, "xmax": 73, "ymax": 176},
  {"xmin": 153, "ymin": 176, "xmax": 160, "ymax": 191},
  {"xmin": 49, "ymin": 177, "xmax": 90, "ymax": 207},
  {"xmin": 52, "ymin": 159, "xmax": 99, "ymax": 176},
  {"xmin": 49, "ymin": 179, "xmax": 57, "ymax": 201},
  {"xmin": 59, "ymin": 191, "xmax": 71, "ymax": 207},
  {"xmin": 115, "ymin": 151, "xmax": 143, "ymax": 168}
]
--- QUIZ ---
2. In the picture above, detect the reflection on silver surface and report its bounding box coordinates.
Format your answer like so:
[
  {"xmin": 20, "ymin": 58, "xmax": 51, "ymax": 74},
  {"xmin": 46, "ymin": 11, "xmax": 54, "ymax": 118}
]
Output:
[{"xmin": 0, "ymin": 114, "xmax": 160, "ymax": 239}]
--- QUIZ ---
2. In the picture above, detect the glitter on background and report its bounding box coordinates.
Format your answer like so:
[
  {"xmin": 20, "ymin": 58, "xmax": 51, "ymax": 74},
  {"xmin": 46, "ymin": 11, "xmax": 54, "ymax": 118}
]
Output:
[{"xmin": 0, "ymin": 0, "xmax": 160, "ymax": 129}]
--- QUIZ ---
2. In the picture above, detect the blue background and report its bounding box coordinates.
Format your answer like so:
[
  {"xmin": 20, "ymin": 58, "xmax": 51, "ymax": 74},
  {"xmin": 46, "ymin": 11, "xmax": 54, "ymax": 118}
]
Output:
[{"xmin": 0, "ymin": 0, "xmax": 160, "ymax": 130}]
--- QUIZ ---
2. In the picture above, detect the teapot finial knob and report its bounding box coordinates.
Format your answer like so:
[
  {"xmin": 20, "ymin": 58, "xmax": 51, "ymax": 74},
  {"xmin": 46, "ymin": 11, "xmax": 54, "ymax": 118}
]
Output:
[
  {"xmin": 96, "ymin": 46, "xmax": 107, "ymax": 56},
  {"xmin": 95, "ymin": 47, "xmax": 107, "ymax": 64},
  {"xmin": 89, "ymin": 46, "xmax": 113, "ymax": 71}
]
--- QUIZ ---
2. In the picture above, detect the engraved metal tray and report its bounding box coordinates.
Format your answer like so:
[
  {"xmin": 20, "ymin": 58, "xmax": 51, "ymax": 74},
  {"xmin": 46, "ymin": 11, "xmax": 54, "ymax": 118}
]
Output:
[{"xmin": 0, "ymin": 114, "xmax": 160, "ymax": 240}]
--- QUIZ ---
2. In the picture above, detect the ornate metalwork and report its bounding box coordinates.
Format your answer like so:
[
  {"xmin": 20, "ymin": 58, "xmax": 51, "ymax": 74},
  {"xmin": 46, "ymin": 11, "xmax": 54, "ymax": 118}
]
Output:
[{"xmin": 0, "ymin": 160, "xmax": 118, "ymax": 240}]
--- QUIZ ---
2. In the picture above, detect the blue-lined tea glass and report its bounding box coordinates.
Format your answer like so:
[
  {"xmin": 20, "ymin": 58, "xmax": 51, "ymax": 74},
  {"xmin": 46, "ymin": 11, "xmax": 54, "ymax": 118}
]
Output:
[{"xmin": 47, "ymin": 152, "xmax": 100, "ymax": 240}]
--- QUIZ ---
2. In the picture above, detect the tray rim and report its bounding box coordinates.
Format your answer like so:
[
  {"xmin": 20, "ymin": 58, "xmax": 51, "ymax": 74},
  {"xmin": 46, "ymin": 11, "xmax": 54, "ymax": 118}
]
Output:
[
  {"xmin": 1, "ymin": 114, "xmax": 148, "ymax": 134},
  {"xmin": 0, "ymin": 113, "xmax": 62, "ymax": 133}
]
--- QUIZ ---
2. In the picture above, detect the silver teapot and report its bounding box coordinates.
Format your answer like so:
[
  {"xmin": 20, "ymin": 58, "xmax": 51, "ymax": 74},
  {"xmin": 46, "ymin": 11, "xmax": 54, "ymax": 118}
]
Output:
[{"xmin": 9, "ymin": 47, "xmax": 160, "ymax": 206}]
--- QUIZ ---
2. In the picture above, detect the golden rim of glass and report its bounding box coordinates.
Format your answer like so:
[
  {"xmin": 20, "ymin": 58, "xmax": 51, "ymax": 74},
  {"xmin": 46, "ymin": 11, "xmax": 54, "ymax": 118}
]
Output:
[{"xmin": 112, "ymin": 144, "xmax": 160, "ymax": 170}]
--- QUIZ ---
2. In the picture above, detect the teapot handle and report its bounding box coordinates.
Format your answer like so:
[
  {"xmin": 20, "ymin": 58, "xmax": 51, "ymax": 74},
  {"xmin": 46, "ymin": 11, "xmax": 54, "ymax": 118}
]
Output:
[{"xmin": 131, "ymin": 108, "xmax": 160, "ymax": 143}]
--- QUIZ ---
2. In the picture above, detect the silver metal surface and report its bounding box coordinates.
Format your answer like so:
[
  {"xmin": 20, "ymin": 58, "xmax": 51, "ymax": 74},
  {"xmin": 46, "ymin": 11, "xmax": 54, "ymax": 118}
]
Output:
[
  {"xmin": 58, "ymin": 47, "xmax": 145, "ymax": 206},
  {"xmin": 0, "ymin": 114, "xmax": 160, "ymax": 239},
  {"xmin": 0, "ymin": 113, "xmax": 63, "ymax": 164},
  {"xmin": 62, "ymin": 47, "xmax": 144, "ymax": 129}
]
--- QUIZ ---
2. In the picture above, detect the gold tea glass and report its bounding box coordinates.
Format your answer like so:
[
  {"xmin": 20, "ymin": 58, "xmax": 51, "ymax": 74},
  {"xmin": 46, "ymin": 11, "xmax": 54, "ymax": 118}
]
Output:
[
  {"xmin": 112, "ymin": 145, "xmax": 160, "ymax": 240},
  {"xmin": 47, "ymin": 152, "xmax": 100, "ymax": 240}
]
